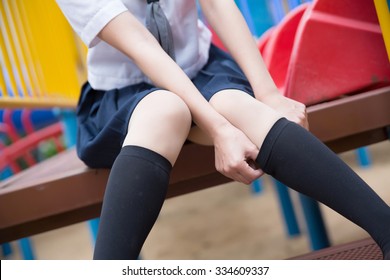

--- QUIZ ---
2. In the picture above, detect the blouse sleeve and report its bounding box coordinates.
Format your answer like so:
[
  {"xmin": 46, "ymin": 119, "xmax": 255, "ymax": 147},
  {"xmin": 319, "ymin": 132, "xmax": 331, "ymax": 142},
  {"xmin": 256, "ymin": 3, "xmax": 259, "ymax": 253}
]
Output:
[{"xmin": 56, "ymin": 0, "xmax": 128, "ymax": 47}]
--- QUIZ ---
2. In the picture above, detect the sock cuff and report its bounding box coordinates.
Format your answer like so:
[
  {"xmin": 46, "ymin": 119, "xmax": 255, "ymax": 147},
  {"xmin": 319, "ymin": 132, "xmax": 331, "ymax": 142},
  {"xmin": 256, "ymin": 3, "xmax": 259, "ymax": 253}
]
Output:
[
  {"xmin": 119, "ymin": 145, "xmax": 172, "ymax": 174},
  {"xmin": 256, "ymin": 117, "xmax": 290, "ymax": 170}
]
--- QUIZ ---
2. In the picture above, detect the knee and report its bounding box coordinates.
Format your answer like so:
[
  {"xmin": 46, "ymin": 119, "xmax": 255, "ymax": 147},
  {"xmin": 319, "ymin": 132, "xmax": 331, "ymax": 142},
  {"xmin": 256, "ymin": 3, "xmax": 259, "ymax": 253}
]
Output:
[
  {"xmin": 152, "ymin": 91, "xmax": 192, "ymax": 133},
  {"xmin": 124, "ymin": 91, "xmax": 192, "ymax": 164},
  {"xmin": 210, "ymin": 89, "xmax": 248, "ymax": 112}
]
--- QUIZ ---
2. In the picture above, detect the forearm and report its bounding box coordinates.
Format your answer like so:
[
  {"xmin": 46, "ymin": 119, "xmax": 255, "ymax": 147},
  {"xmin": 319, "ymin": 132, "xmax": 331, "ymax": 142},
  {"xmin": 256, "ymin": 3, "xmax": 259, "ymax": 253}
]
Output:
[
  {"xmin": 199, "ymin": 0, "xmax": 280, "ymax": 99},
  {"xmin": 98, "ymin": 11, "xmax": 230, "ymax": 138}
]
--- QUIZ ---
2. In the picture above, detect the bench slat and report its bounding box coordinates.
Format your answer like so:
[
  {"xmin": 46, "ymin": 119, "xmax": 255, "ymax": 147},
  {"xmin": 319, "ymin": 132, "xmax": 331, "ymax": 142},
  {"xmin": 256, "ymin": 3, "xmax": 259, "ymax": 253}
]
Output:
[{"xmin": 290, "ymin": 237, "xmax": 382, "ymax": 260}]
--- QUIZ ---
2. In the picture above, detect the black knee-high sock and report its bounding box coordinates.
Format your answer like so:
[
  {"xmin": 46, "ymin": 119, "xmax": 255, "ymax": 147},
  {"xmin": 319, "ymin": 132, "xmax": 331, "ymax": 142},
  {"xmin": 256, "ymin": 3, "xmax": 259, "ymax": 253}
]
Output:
[
  {"xmin": 256, "ymin": 118, "xmax": 390, "ymax": 259},
  {"xmin": 93, "ymin": 145, "xmax": 172, "ymax": 260}
]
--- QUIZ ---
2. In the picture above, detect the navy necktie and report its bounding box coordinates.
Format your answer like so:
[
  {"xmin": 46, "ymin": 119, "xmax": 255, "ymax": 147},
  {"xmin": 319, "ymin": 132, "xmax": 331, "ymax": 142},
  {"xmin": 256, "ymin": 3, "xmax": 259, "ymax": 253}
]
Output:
[{"xmin": 146, "ymin": 0, "xmax": 175, "ymax": 60}]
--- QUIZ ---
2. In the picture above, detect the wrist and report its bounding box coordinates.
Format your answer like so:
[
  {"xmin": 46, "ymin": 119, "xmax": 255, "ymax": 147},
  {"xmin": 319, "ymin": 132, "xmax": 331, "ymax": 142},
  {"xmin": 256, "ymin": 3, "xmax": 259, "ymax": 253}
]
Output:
[
  {"xmin": 191, "ymin": 105, "xmax": 231, "ymax": 140},
  {"xmin": 208, "ymin": 116, "xmax": 232, "ymax": 141}
]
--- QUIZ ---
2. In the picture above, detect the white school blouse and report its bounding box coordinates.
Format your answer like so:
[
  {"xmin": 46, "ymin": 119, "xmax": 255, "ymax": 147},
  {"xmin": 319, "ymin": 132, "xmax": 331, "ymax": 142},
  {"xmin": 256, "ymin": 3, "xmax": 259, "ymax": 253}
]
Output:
[{"xmin": 56, "ymin": 0, "xmax": 212, "ymax": 90}]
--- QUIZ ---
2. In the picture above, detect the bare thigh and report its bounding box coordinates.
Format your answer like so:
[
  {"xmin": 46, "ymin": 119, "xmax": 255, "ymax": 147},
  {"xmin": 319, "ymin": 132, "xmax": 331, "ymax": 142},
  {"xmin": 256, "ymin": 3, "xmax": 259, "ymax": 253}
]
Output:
[{"xmin": 122, "ymin": 90, "xmax": 192, "ymax": 165}]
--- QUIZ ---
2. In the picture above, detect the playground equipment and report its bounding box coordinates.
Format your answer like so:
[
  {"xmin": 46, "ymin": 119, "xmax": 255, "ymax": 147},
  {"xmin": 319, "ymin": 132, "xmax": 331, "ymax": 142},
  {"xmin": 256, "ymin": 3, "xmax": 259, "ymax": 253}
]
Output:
[{"xmin": 262, "ymin": 0, "xmax": 390, "ymax": 105}]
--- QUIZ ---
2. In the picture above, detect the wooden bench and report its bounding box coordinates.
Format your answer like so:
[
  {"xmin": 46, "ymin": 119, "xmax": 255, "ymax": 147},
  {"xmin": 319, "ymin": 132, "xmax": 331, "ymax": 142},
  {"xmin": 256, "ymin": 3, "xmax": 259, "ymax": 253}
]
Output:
[
  {"xmin": 290, "ymin": 237, "xmax": 383, "ymax": 260},
  {"xmin": 1, "ymin": 86, "xmax": 389, "ymax": 259}
]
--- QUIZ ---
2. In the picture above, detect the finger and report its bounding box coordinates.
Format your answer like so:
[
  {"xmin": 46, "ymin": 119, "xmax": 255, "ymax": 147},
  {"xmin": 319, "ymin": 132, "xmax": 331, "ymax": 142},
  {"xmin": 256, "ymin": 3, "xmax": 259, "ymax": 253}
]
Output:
[
  {"xmin": 235, "ymin": 172, "xmax": 251, "ymax": 185},
  {"xmin": 246, "ymin": 146, "xmax": 260, "ymax": 162},
  {"xmin": 247, "ymin": 156, "xmax": 264, "ymax": 176},
  {"xmin": 298, "ymin": 110, "xmax": 309, "ymax": 130},
  {"xmin": 237, "ymin": 161, "xmax": 264, "ymax": 183},
  {"xmin": 293, "ymin": 112, "xmax": 308, "ymax": 129},
  {"xmin": 219, "ymin": 167, "xmax": 249, "ymax": 184}
]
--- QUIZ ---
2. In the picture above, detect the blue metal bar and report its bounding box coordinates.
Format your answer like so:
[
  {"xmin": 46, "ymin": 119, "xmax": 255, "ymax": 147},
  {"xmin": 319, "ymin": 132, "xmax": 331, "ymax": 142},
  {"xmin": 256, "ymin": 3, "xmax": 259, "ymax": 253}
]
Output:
[
  {"xmin": 287, "ymin": 0, "xmax": 301, "ymax": 10},
  {"xmin": 18, "ymin": 238, "xmax": 35, "ymax": 260},
  {"xmin": 274, "ymin": 180, "xmax": 301, "ymax": 237},
  {"xmin": 251, "ymin": 179, "xmax": 264, "ymax": 195},
  {"xmin": 0, "ymin": 167, "xmax": 13, "ymax": 180},
  {"xmin": 298, "ymin": 194, "xmax": 330, "ymax": 250},
  {"xmin": 356, "ymin": 147, "xmax": 372, "ymax": 168},
  {"xmin": 88, "ymin": 218, "xmax": 100, "ymax": 245},
  {"xmin": 1, "ymin": 243, "xmax": 12, "ymax": 258},
  {"xmin": 60, "ymin": 109, "xmax": 77, "ymax": 148},
  {"xmin": 269, "ymin": 0, "xmax": 286, "ymax": 23}
]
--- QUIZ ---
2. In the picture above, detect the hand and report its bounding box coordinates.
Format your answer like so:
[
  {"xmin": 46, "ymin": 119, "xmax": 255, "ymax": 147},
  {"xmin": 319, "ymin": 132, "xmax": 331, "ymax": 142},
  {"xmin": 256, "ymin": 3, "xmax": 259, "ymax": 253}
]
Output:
[
  {"xmin": 213, "ymin": 123, "xmax": 264, "ymax": 184},
  {"xmin": 261, "ymin": 93, "xmax": 309, "ymax": 129}
]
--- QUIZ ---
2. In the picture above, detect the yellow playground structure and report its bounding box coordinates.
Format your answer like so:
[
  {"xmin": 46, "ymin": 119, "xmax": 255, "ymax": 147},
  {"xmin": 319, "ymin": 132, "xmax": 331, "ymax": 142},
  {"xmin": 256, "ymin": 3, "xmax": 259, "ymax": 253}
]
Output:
[{"xmin": 0, "ymin": 0, "xmax": 86, "ymax": 108}]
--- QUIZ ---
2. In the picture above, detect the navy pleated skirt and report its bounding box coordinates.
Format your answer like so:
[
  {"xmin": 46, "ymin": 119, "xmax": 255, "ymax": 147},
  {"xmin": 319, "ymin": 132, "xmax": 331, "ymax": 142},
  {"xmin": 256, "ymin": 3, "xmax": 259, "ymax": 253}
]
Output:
[{"xmin": 77, "ymin": 45, "xmax": 254, "ymax": 168}]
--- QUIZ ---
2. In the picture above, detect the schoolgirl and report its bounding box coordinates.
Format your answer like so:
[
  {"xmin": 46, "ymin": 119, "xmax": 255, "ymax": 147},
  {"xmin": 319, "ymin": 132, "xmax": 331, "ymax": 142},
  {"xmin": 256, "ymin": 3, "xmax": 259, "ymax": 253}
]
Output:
[{"xmin": 56, "ymin": 0, "xmax": 390, "ymax": 260}]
